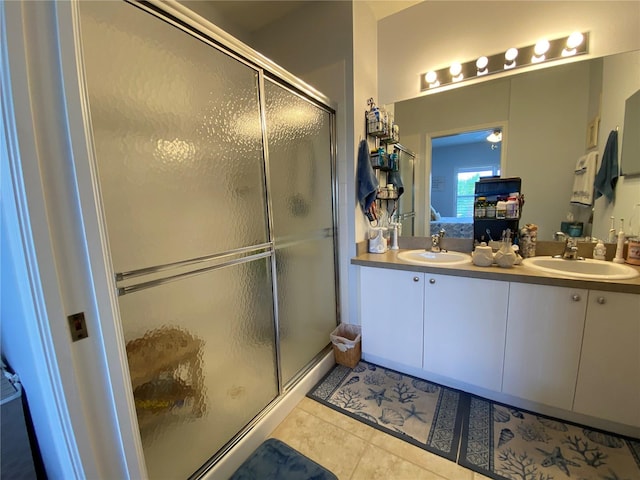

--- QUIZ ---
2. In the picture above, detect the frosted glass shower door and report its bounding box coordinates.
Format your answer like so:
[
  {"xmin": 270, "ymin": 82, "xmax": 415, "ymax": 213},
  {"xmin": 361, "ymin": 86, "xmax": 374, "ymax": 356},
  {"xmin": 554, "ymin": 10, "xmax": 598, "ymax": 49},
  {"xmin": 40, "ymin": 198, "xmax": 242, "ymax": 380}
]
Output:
[
  {"xmin": 264, "ymin": 80, "xmax": 338, "ymax": 385},
  {"xmin": 79, "ymin": 1, "xmax": 270, "ymax": 273},
  {"xmin": 78, "ymin": 2, "xmax": 277, "ymax": 478}
]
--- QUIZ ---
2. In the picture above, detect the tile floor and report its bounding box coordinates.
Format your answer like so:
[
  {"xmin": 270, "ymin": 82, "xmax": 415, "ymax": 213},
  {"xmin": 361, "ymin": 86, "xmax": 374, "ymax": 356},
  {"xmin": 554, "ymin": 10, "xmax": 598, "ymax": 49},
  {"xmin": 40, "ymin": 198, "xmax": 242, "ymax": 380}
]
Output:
[{"xmin": 270, "ymin": 396, "xmax": 492, "ymax": 480}]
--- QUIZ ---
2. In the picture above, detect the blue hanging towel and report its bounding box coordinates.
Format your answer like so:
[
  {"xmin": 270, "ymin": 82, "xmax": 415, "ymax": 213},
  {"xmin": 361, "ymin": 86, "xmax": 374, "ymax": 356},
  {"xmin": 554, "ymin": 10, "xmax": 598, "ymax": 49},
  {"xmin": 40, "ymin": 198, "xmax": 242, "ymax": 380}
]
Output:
[
  {"xmin": 594, "ymin": 129, "xmax": 619, "ymax": 202},
  {"xmin": 357, "ymin": 139, "xmax": 378, "ymax": 213}
]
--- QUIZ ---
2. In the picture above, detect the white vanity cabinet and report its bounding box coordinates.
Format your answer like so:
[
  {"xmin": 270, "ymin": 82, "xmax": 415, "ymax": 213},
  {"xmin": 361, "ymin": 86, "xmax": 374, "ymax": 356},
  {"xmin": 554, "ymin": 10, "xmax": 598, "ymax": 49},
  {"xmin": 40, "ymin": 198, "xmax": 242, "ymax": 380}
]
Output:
[
  {"xmin": 502, "ymin": 283, "xmax": 587, "ymax": 410},
  {"xmin": 573, "ymin": 290, "xmax": 640, "ymax": 428},
  {"xmin": 359, "ymin": 267, "xmax": 424, "ymax": 369},
  {"xmin": 423, "ymin": 274, "xmax": 509, "ymax": 392}
]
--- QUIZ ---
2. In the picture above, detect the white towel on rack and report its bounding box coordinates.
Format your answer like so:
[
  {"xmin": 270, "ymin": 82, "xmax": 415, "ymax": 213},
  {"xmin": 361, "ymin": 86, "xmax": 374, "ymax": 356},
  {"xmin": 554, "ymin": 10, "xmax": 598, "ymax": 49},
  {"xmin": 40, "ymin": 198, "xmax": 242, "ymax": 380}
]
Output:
[{"xmin": 570, "ymin": 151, "xmax": 598, "ymax": 206}]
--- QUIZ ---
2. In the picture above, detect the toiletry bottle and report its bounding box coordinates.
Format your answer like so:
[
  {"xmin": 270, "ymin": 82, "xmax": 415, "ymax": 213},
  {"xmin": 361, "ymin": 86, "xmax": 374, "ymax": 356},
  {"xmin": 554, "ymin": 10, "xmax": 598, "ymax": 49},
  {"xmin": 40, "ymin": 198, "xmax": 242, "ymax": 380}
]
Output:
[
  {"xmin": 486, "ymin": 199, "xmax": 496, "ymax": 218},
  {"xmin": 474, "ymin": 197, "xmax": 486, "ymax": 218},
  {"xmin": 627, "ymin": 238, "xmax": 640, "ymax": 265},
  {"xmin": 593, "ymin": 240, "xmax": 606, "ymax": 261},
  {"xmin": 613, "ymin": 219, "xmax": 625, "ymax": 264},
  {"xmin": 506, "ymin": 195, "xmax": 518, "ymax": 219},
  {"xmin": 608, "ymin": 216, "xmax": 617, "ymax": 243},
  {"xmin": 496, "ymin": 198, "xmax": 507, "ymax": 219},
  {"xmin": 390, "ymin": 222, "xmax": 399, "ymax": 250}
]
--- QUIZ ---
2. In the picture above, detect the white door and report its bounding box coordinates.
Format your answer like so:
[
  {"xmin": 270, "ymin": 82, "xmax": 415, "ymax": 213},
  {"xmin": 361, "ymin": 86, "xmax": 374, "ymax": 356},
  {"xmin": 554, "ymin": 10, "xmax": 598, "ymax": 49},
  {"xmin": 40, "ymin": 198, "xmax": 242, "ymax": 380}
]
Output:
[
  {"xmin": 574, "ymin": 290, "xmax": 640, "ymax": 427},
  {"xmin": 503, "ymin": 283, "xmax": 587, "ymax": 410},
  {"xmin": 423, "ymin": 274, "xmax": 509, "ymax": 392},
  {"xmin": 359, "ymin": 267, "xmax": 424, "ymax": 369}
]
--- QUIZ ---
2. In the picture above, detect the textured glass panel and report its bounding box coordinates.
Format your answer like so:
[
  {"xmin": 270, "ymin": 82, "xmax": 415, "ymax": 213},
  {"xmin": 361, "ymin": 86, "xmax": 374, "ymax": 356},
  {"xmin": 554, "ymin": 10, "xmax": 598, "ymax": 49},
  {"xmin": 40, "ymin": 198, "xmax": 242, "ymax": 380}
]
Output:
[
  {"xmin": 78, "ymin": 2, "xmax": 276, "ymax": 477},
  {"xmin": 264, "ymin": 80, "xmax": 337, "ymax": 384},
  {"xmin": 264, "ymin": 81, "xmax": 334, "ymax": 236},
  {"xmin": 276, "ymin": 237, "xmax": 337, "ymax": 383},
  {"xmin": 79, "ymin": 2, "xmax": 268, "ymax": 273},
  {"xmin": 119, "ymin": 259, "xmax": 277, "ymax": 479}
]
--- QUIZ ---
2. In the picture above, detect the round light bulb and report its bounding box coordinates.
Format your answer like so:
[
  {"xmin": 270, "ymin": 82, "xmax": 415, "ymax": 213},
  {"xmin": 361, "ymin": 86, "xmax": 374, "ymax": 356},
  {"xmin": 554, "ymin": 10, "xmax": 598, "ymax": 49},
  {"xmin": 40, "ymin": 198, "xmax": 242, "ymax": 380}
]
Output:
[
  {"xmin": 505, "ymin": 48, "xmax": 518, "ymax": 62},
  {"xmin": 567, "ymin": 32, "xmax": 584, "ymax": 49},
  {"xmin": 425, "ymin": 71, "xmax": 438, "ymax": 84},
  {"xmin": 450, "ymin": 62, "xmax": 462, "ymax": 76},
  {"xmin": 534, "ymin": 39, "xmax": 550, "ymax": 55},
  {"xmin": 476, "ymin": 56, "xmax": 488, "ymax": 70}
]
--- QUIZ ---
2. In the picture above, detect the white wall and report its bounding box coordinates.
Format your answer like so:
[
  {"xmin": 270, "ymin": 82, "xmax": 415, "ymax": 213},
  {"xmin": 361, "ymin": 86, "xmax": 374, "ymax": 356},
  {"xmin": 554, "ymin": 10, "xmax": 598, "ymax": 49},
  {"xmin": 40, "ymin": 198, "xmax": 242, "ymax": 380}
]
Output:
[
  {"xmin": 378, "ymin": 1, "xmax": 640, "ymax": 104},
  {"xmin": 179, "ymin": 1, "xmax": 255, "ymax": 45},
  {"xmin": 349, "ymin": 2, "xmax": 378, "ymax": 325},
  {"xmin": 2, "ymin": 2, "xmax": 143, "ymax": 477}
]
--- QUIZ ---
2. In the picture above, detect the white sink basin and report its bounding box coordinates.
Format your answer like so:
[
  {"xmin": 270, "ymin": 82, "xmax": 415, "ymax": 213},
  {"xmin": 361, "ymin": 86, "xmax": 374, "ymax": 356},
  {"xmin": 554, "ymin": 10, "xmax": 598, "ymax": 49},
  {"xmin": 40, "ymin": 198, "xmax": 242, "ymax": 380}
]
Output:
[
  {"xmin": 397, "ymin": 250, "xmax": 471, "ymax": 266},
  {"xmin": 522, "ymin": 256, "xmax": 639, "ymax": 280}
]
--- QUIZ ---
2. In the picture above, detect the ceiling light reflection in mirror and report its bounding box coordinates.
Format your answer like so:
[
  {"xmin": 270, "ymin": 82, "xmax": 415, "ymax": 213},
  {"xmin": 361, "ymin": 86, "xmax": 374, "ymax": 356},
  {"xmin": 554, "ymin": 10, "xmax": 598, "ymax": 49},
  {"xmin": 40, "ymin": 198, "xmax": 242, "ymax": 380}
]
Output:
[{"xmin": 420, "ymin": 32, "xmax": 588, "ymax": 92}]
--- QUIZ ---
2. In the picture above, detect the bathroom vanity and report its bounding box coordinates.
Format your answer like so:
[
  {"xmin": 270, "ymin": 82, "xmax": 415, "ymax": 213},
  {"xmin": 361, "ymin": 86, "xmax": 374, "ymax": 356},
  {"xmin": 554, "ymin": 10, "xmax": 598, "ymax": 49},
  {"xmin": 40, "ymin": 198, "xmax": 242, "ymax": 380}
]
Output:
[{"xmin": 352, "ymin": 249, "xmax": 640, "ymax": 437}]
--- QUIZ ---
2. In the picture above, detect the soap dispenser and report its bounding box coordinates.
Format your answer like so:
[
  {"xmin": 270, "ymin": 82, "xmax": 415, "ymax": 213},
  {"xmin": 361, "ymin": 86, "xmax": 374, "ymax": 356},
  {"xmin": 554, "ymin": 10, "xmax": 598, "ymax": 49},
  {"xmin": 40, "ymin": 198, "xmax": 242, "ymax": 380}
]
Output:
[
  {"xmin": 593, "ymin": 240, "xmax": 606, "ymax": 261},
  {"xmin": 472, "ymin": 242, "xmax": 494, "ymax": 267}
]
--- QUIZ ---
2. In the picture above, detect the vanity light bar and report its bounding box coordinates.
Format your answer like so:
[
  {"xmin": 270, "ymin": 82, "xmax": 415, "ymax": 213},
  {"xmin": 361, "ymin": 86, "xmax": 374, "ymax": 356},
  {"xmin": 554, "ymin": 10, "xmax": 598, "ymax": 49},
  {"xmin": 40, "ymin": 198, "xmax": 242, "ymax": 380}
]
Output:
[{"xmin": 420, "ymin": 32, "xmax": 589, "ymax": 91}]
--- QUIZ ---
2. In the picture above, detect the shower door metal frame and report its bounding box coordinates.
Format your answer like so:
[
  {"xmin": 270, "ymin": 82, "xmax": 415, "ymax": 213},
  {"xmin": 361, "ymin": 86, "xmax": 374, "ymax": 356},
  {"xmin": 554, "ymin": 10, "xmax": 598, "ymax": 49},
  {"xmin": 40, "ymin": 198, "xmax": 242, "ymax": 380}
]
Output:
[
  {"xmin": 261, "ymin": 73, "xmax": 340, "ymax": 392},
  {"xmin": 68, "ymin": 0, "xmax": 341, "ymax": 477},
  {"xmin": 127, "ymin": 0, "xmax": 341, "ymax": 393}
]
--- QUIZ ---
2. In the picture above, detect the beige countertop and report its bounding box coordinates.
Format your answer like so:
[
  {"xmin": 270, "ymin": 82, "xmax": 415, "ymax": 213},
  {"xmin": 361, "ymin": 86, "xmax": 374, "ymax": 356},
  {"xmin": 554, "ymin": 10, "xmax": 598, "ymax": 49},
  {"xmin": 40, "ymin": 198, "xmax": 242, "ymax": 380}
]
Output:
[{"xmin": 351, "ymin": 249, "xmax": 640, "ymax": 294}]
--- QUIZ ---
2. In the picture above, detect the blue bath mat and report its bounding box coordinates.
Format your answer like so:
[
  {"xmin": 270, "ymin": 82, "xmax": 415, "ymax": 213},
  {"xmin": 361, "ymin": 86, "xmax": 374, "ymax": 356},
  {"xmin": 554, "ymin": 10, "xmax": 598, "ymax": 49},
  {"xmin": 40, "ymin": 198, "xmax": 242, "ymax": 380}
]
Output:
[
  {"xmin": 459, "ymin": 395, "xmax": 640, "ymax": 480},
  {"xmin": 229, "ymin": 438, "xmax": 338, "ymax": 480},
  {"xmin": 307, "ymin": 360, "xmax": 467, "ymax": 462}
]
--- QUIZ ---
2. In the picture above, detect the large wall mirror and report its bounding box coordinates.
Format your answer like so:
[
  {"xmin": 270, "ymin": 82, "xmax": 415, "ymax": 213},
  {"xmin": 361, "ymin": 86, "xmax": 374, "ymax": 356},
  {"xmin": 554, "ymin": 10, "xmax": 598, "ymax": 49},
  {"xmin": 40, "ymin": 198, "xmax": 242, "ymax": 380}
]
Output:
[
  {"xmin": 394, "ymin": 49, "xmax": 640, "ymax": 241},
  {"xmin": 621, "ymin": 89, "xmax": 640, "ymax": 176}
]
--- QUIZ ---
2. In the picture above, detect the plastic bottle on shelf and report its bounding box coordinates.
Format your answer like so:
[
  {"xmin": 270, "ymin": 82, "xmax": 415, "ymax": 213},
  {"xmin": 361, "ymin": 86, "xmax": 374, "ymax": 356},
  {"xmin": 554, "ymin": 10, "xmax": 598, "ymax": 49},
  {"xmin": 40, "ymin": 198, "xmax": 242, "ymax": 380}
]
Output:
[
  {"xmin": 387, "ymin": 184, "xmax": 396, "ymax": 198},
  {"xmin": 496, "ymin": 197, "xmax": 507, "ymax": 219},
  {"xmin": 474, "ymin": 197, "xmax": 486, "ymax": 218},
  {"xmin": 486, "ymin": 199, "xmax": 496, "ymax": 218},
  {"xmin": 506, "ymin": 194, "xmax": 519, "ymax": 219},
  {"xmin": 388, "ymin": 152, "xmax": 398, "ymax": 171}
]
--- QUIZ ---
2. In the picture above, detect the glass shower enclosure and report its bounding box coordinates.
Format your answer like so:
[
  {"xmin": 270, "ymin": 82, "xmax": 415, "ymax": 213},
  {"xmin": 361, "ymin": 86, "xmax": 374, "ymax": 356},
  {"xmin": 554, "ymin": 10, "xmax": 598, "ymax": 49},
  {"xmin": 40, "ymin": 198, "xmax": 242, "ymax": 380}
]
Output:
[{"xmin": 78, "ymin": 2, "xmax": 338, "ymax": 478}]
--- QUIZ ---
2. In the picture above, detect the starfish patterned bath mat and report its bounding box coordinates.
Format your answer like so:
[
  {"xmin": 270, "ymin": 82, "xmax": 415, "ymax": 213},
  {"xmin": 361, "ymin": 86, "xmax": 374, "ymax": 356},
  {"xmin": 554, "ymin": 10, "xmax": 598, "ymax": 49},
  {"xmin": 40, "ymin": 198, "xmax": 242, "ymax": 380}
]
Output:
[
  {"xmin": 307, "ymin": 360, "xmax": 466, "ymax": 461},
  {"xmin": 459, "ymin": 395, "xmax": 640, "ymax": 480}
]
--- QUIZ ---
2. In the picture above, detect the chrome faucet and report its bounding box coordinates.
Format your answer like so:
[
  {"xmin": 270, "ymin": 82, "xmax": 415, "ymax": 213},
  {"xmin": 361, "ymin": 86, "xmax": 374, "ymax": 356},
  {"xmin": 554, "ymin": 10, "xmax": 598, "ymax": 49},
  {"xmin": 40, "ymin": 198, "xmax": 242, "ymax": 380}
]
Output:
[
  {"xmin": 553, "ymin": 232, "xmax": 581, "ymax": 260},
  {"xmin": 431, "ymin": 229, "xmax": 446, "ymax": 252}
]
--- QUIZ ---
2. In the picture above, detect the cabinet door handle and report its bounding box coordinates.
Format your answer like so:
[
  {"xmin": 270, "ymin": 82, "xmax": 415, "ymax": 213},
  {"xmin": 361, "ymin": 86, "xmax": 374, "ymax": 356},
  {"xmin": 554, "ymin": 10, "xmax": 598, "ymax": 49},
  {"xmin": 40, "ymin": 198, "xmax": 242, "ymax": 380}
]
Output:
[
  {"xmin": 597, "ymin": 296, "xmax": 606, "ymax": 304},
  {"xmin": 413, "ymin": 276, "xmax": 420, "ymax": 282},
  {"xmin": 571, "ymin": 294, "xmax": 581, "ymax": 302},
  {"xmin": 429, "ymin": 278, "xmax": 436, "ymax": 284}
]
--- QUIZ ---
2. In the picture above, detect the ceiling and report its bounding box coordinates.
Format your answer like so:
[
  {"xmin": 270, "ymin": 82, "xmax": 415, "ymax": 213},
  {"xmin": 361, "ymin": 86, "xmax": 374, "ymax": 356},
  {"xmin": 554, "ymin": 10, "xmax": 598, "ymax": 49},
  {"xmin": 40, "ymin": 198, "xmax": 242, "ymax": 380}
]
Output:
[
  {"xmin": 432, "ymin": 129, "xmax": 500, "ymax": 148},
  {"xmin": 185, "ymin": 1, "xmax": 423, "ymax": 34}
]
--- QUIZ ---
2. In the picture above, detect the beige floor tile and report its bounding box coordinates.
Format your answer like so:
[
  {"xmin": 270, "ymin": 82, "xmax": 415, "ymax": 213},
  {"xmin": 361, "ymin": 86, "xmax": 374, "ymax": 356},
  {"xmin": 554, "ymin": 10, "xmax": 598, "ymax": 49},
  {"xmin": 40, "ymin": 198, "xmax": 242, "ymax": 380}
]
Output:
[
  {"xmin": 369, "ymin": 430, "xmax": 473, "ymax": 480},
  {"xmin": 350, "ymin": 444, "xmax": 448, "ymax": 480},
  {"xmin": 473, "ymin": 473, "xmax": 494, "ymax": 480},
  {"xmin": 298, "ymin": 397, "xmax": 377, "ymax": 441},
  {"xmin": 270, "ymin": 407, "xmax": 369, "ymax": 479}
]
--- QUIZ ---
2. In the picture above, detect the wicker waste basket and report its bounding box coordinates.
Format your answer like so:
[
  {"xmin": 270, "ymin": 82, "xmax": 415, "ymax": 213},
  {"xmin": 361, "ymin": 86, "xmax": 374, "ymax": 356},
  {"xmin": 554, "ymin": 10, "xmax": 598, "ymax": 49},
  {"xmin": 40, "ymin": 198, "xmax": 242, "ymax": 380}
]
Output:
[{"xmin": 330, "ymin": 324, "xmax": 361, "ymax": 368}]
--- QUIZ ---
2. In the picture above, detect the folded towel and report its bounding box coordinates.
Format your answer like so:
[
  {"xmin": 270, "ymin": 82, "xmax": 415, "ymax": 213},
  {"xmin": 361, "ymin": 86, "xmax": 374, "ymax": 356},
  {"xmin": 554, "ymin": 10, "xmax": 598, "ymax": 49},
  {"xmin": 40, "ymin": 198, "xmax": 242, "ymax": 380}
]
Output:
[
  {"xmin": 570, "ymin": 151, "xmax": 597, "ymax": 205},
  {"xmin": 387, "ymin": 170, "xmax": 404, "ymax": 197},
  {"xmin": 357, "ymin": 139, "xmax": 378, "ymax": 213},
  {"xmin": 594, "ymin": 130, "xmax": 619, "ymax": 202}
]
